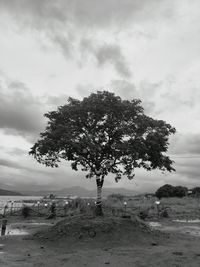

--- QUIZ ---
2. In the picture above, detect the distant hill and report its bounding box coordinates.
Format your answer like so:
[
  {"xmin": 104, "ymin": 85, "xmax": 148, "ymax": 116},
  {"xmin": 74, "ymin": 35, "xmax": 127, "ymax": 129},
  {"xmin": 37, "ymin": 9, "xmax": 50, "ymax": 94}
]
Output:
[
  {"xmin": 22, "ymin": 186, "xmax": 137, "ymax": 198},
  {"xmin": 0, "ymin": 188, "xmax": 23, "ymax": 196}
]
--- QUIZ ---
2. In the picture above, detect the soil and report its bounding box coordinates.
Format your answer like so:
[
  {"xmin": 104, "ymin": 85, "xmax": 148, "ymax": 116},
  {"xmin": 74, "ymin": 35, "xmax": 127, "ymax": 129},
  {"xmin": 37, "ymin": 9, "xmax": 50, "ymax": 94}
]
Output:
[
  {"xmin": 34, "ymin": 215, "xmax": 164, "ymax": 247},
  {"xmin": 1, "ymin": 215, "xmax": 200, "ymax": 266}
]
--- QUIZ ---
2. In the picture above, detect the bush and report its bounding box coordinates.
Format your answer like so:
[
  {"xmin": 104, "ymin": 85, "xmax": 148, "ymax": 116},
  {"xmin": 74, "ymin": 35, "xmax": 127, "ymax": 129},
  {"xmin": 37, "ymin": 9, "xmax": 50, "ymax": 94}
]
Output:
[
  {"xmin": 138, "ymin": 210, "xmax": 148, "ymax": 220},
  {"xmin": 70, "ymin": 198, "xmax": 94, "ymax": 214},
  {"xmin": 155, "ymin": 184, "xmax": 175, "ymax": 199},
  {"xmin": 155, "ymin": 184, "xmax": 188, "ymax": 199},
  {"xmin": 192, "ymin": 187, "xmax": 200, "ymax": 196},
  {"xmin": 21, "ymin": 206, "xmax": 31, "ymax": 218},
  {"xmin": 160, "ymin": 209, "xmax": 169, "ymax": 218},
  {"xmin": 173, "ymin": 186, "xmax": 188, "ymax": 198}
]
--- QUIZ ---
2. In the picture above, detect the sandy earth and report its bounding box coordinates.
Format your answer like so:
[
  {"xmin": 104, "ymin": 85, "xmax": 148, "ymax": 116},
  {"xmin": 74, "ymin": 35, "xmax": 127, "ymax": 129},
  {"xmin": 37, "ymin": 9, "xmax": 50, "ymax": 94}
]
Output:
[{"xmin": 1, "ymin": 217, "xmax": 200, "ymax": 267}]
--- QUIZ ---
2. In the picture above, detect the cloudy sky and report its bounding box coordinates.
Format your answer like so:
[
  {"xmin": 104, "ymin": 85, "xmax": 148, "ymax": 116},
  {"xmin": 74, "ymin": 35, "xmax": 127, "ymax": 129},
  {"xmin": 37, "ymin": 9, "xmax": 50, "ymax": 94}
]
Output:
[{"xmin": 0, "ymin": 0, "xmax": 200, "ymax": 193}]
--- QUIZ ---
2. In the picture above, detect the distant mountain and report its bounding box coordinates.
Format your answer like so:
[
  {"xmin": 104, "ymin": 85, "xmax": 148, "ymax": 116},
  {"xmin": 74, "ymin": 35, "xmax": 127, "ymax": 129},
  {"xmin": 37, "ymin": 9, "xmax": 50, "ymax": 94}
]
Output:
[
  {"xmin": 22, "ymin": 186, "xmax": 137, "ymax": 198},
  {"xmin": 0, "ymin": 188, "xmax": 23, "ymax": 196}
]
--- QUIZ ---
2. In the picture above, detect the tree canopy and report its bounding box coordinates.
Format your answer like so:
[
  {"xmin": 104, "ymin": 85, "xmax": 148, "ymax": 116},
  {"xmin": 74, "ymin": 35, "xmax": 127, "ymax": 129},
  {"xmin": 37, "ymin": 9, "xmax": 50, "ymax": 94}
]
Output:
[
  {"xmin": 29, "ymin": 91, "xmax": 176, "ymax": 182},
  {"xmin": 192, "ymin": 187, "xmax": 200, "ymax": 196},
  {"xmin": 155, "ymin": 184, "xmax": 188, "ymax": 199}
]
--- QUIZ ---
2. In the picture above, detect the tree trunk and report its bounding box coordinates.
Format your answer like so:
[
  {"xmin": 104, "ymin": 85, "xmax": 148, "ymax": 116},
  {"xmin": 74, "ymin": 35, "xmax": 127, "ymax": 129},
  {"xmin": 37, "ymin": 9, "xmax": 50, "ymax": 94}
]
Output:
[{"xmin": 95, "ymin": 175, "xmax": 104, "ymax": 216}]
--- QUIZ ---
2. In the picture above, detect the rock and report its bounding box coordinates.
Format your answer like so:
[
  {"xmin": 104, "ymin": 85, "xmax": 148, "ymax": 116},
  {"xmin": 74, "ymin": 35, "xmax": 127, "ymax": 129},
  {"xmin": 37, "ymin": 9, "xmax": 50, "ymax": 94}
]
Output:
[{"xmin": 105, "ymin": 262, "xmax": 110, "ymax": 264}]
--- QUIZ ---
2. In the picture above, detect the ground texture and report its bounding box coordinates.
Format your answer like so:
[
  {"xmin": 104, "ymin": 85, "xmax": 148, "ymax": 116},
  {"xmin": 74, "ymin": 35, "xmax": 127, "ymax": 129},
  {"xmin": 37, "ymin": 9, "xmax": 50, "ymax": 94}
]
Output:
[{"xmin": 1, "ymin": 215, "xmax": 200, "ymax": 266}]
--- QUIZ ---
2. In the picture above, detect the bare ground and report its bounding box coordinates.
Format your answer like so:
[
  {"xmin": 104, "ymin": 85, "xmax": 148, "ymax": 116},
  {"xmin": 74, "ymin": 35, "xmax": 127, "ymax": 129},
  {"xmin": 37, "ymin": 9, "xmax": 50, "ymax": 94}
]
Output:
[{"xmin": 1, "ymin": 216, "xmax": 200, "ymax": 267}]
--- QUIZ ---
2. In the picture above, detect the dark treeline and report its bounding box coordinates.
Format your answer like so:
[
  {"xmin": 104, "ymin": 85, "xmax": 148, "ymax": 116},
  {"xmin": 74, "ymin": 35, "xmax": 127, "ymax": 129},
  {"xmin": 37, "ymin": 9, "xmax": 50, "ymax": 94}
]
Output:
[{"xmin": 155, "ymin": 184, "xmax": 200, "ymax": 199}]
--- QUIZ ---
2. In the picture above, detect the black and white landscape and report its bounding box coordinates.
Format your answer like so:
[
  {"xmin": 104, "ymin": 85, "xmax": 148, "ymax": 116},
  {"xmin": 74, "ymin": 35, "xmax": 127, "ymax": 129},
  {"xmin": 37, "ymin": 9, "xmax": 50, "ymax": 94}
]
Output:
[{"xmin": 0, "ymin": 1, "xmax": 200, "ymax": 267}]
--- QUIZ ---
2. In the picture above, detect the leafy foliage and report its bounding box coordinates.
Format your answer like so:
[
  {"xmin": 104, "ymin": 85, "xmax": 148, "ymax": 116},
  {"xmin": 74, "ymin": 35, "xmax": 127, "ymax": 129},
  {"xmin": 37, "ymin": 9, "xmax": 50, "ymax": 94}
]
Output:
[
  {"xmin": 155, "ymin": 184, "xmax": 188, "ymax": 199},
  {"xmin": 155, "ymin": 184, "xmax": 175, "ymax": 199},
  {"xmin": 173, "ymin": 186, "xmax": 188, "ymax": 198},
  {"xmin": 192, "ymin": 187, "xmax": 200, "ymax": 196},
  {"xmin": 29, "ymin": 91, "xmax": 176, "ymax": 182}
]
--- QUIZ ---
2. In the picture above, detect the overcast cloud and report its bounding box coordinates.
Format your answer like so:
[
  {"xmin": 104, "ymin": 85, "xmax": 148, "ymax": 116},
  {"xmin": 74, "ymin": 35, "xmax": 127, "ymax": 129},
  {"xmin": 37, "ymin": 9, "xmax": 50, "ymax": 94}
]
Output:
[
  {"xmin": 0, "ymin": 76, "xmax": 45, "ymax": 139},
  {"xmin": 0, "ymin": 0, "xmax": 200, "ymax": 193}
]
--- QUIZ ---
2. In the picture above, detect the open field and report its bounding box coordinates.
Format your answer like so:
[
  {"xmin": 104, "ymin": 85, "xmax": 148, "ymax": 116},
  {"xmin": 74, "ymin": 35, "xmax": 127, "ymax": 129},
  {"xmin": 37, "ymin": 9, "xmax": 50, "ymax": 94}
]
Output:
[
  {"xmin": 1, "ymin": 196, "xmax": 200, "ymax": 266},
  {"xmin": 102, "ymin": 195, "xmax": 200, "ymax": 222}
]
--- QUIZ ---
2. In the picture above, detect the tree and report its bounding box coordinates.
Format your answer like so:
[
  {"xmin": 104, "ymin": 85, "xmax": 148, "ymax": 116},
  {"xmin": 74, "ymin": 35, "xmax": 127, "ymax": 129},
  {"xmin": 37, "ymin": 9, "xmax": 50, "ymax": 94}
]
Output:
[
  {"xmin": 155, "ymin": 184, "xmax": 175, "ymax": 199},
  {"xmin": 29, "ymin": 91, "xmax": 176, "ymax": 215},
  {"xmin": 173, "ymin": 186, "xmax": 188, "ymax": 198},
  {"xmin": 155, "ymin": 184, "xmax": 188, "ymax": 199},
  {"xmin": 192, "ymin": 187, "xmax": 200, "ymax": 197}
]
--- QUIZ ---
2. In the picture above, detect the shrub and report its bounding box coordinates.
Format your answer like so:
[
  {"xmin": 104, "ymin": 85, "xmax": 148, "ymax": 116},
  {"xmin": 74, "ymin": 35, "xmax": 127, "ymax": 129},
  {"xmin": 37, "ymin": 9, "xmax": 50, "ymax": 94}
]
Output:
[
  {"xmin": 70, "ymin": 198, "xmax": 93, "ymax": 214},
  {"xmin": 160, "ymin": 209, "xmax": 169, "ymax": 218},
  {"xmin": 192, "ymin": 187, "xmax": 200, "ymax": 196},
  {"xmin": 138, "ymin": 210, "xmax": 148, "ymax": 220},
  {"xmin": 155, "ymin": 184, "xmax": 188, "ymax": 199},
  {"xmin": 155, "ymin": 184, "xmax": 175, "ymax": 199},
  {"xmin": 21, "ymin": 206, "xmax": 31, "ymax": 218},
  {"xmin": 173, "ymin": 186, "xmax": 188, "ymax": 198}
]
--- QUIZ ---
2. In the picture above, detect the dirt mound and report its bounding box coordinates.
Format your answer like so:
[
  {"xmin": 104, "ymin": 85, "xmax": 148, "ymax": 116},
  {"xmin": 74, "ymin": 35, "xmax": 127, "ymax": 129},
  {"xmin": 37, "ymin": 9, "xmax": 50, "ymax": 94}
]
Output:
[{"xmin": 34, "ymin": 215, "xmax": 168, "ymax": 247}]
